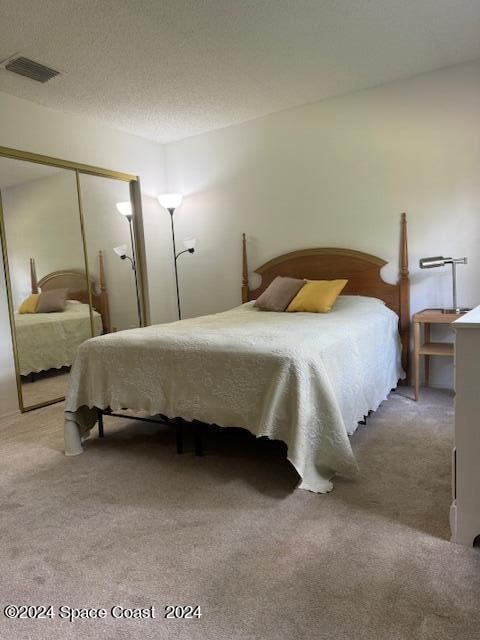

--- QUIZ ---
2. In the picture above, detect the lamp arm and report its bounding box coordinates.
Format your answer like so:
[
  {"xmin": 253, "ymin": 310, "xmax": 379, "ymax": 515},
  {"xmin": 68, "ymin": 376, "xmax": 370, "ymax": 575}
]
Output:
[
  {"xmin": 175, "ymin": 248, "xmax": 195, "ymax": 261},
  {"xmin": 121, "ymin": 255, "xmax": 135, "ymax": 270}
]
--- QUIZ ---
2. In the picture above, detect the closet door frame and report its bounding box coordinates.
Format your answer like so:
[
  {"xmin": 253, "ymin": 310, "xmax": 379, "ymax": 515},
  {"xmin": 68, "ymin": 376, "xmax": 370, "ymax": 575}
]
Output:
[{"xmin": 0, "ymin": 145, "xmax": 150, "ymax": 412}]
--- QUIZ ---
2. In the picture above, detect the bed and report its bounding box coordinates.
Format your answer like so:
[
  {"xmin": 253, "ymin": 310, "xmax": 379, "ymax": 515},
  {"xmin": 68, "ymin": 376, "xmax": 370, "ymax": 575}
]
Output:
[
  {"xmin": 17, "ymin": 252, "xmax": 110, "ymax": 376},
  {"xmin": 64, "ymin": 214, "xmax": 410, "ymax": 493}
]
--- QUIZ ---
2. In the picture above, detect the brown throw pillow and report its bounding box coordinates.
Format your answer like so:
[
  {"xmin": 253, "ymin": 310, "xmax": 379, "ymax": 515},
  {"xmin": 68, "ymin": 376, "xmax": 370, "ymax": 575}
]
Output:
[
  {"xmin": 36, "ymin": 288, "xmax": 68, "ymax": 313},
  {"xmin": 254, "ymin": 276, "xmax": 305, "ymax": 312}
]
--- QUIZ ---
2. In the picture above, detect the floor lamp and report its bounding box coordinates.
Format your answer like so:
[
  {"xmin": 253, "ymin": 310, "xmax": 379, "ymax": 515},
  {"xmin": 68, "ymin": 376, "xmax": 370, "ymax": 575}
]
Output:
[
  {"xmin": 157, "ymin": 193, "xmax": 195, "ymax": 320},
  {"xmin": 115, "ymin": 201, "xmax": 143, "ymax": 325}
]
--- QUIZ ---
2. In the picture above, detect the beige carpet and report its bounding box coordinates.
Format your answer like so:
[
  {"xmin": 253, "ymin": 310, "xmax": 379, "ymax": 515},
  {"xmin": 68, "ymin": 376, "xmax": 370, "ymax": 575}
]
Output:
[{"xmin": 1, "ymin": 388, "xmax": 479, "ymax": 640}]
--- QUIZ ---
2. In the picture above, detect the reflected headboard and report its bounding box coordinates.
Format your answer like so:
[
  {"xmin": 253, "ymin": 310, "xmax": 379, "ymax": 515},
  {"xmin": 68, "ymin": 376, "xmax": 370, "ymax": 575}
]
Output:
[
  {"xmin": 241, "ymin": 212, "xmax": 410, "ymax": 378},
  {"xmin": 30, "ymin": 251, "xmax": 111, "ymax": 333}
]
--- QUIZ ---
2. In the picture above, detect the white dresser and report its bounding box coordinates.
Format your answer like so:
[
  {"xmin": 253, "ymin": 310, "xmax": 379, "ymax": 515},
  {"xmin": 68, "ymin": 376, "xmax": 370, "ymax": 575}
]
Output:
[{"xmin": 450, "ymin": 306, "xmax": 480, "ymax": 546}]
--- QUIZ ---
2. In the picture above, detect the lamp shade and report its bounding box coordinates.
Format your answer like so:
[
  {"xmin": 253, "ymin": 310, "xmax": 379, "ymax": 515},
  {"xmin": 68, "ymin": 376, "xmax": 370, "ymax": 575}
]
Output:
[
  {"xmin": 419, "ymin": 256, "xmax": 448, "ymax": 269},
  {"xmin": 116, "ymin": 201, "xmax": 132, "ymax": 217},
  {"xmin": 183, "ymin": 238, "xmax": 196, "ymax": 250},
  {"xmin": 158, "ymin": 193, "xmax": 183, "ymax": 210},
  {"xmin": 113, "ymin": 244, "xmax": 127, "ymax": 258}
]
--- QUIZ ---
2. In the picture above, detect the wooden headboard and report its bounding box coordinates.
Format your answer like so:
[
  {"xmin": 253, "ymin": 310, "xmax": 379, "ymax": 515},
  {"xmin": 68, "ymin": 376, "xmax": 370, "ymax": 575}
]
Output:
[
  {"xmin": 30, "ymin": 251, "xmax": 111, "ymax": 333},
  {"xmin": 241, "ymin": 213, "xmax": 410, "ymax": 377}
]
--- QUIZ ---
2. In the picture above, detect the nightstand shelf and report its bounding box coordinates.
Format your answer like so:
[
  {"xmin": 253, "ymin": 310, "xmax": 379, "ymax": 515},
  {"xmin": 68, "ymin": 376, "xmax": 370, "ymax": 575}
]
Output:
[
  {"xmin": 413, "ymin": 308, "xmax": 464, "ymax": 401},
  {"xmin": 419, "ymin": 342, "xmax": 454, "ymax": 357}
]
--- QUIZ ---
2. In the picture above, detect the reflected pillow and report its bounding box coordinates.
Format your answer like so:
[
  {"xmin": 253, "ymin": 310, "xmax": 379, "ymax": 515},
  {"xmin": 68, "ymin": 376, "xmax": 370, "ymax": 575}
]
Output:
[
  {"xmin": 18, "ymin": 293, "xmax": 40, "ymax": 314},
  {"xmin": 37, "ymin": 288, "xmax": 68, "ymax": 313},
  {"xmin": 254, "ymin": 276, "xmax": 305, "ymax": 312},
  {"xmin": 286, "ymin": 279, "xmax": 348, "ymax": 313}
]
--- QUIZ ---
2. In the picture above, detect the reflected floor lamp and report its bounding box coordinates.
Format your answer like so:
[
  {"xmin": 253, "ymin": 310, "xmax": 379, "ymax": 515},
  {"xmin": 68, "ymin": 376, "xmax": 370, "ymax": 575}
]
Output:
[
  {"xmin": 115, "ymin": 201, "xmax": 142, "ymax": 325},
  {"xmin": 419, "ymin": 255, "xmax": 469, "ymax": 314},
  {"xmin": 158, "ymin": 193, "xmax": 196, "ymax": 320}
]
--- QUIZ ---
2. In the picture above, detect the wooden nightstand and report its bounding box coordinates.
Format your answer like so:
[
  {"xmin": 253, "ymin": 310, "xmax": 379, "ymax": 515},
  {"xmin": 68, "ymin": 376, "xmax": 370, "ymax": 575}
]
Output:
[{"xmin": 413, "ymin": 308, "xmax": 463, "ymax": 400}]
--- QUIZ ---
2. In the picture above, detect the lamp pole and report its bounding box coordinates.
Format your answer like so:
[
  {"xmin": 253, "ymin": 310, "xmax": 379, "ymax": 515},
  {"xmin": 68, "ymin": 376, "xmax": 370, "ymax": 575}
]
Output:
[
  {"xmin": 115, "ymin": 202, "xmax": 143, "ymax": 327},
  {"xmin": 126, "ymin": 214, "xmax": 143, "ymax": 326},
  {"xmin": 451, "ymin": 261, "xmax": 458, "ymax": 313},
  {"xmin": 168, "ymin": 208, "xmax": 182, "ymax": 320},
  {"xmin": 158, "ymin": 194, "xmax": 194, "ymax": 322}
]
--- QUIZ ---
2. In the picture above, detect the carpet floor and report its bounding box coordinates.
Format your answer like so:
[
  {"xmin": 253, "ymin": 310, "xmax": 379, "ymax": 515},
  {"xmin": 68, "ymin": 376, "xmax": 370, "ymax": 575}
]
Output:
[{"xmin": 0, "ymin": 387, "xmax": 479, "ymax": 640}]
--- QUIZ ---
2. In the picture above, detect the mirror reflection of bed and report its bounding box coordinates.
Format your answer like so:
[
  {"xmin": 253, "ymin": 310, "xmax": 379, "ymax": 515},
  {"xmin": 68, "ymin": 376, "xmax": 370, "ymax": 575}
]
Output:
[{"xmin": 17, "ymin": 255, "xmax": 109, "ymax": 407}]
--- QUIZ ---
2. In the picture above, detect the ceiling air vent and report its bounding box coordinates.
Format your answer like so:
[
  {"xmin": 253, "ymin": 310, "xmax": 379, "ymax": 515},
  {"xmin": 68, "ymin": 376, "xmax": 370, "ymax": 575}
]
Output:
[{"xmin": 5, "ymin": 56, "xmax": 60, "ymax": 83}]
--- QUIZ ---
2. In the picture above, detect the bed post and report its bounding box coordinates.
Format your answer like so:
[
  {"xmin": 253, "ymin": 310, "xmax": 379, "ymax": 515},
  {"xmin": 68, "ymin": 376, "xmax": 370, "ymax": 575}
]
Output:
[
  {"xmin": 399, "ymin": 213, "xmax": 410, "ymax": 382},
  {"xmin": 30, "ymin": 258, "xmax": 38, "ymax": 294},
  {"xmin": 98, "ymin": 250, "xmax": 111, "ymax": 333},
  {"xmin": 242, "ymin": 233, "xmax": 250, "ymax": 303}
]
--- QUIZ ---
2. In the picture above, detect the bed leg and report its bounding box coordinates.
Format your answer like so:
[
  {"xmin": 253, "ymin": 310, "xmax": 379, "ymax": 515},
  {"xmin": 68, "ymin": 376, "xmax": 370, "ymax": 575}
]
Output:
[
  {"xmin": 175, "ymin": 421, "xmax": 184, "ymax": 454},
  {"xmin": 97, "ymin": 409, "xmax": 104, "ymax": 438},
  {"xmin": 194, "ymin": 421, "xmax": 204, "ymax": 456},
  {"xmin": 360, "ymin": 416, "xmax": 367, "ymax": 425}
]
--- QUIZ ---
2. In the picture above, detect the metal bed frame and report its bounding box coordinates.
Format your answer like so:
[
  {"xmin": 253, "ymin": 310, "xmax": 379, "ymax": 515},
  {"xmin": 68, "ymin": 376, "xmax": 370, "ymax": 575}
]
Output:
[
  {"xmin": 95, "ymin": 408, "xmax": 378, "ymax": 456},
  {"xmin": 96, "ymin": 408, "xmax": 206, "ymax": 456}
]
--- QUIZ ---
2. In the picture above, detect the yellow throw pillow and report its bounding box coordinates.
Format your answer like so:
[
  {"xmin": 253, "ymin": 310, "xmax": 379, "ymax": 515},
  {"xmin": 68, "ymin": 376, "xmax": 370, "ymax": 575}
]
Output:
[
  {"xmin": 286, "ymin": 279, "xmax": 348, "ymax": 313},
  {"xmin": 18, "ymin": 293, "xmax": 40, "ymax": 314}
]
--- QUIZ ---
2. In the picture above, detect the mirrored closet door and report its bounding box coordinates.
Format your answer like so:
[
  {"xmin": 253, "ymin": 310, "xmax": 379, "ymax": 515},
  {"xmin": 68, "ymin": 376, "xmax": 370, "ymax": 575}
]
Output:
[{"xmin": 0, "ymin": 147, "xmax": 148, "ymax": 412}]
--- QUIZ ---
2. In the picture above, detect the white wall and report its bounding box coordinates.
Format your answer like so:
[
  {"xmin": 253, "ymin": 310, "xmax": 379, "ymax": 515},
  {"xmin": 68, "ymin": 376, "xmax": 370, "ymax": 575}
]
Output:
[
  {"xmin": 0, "ymin": 91, "xmax": 173, "ymax": 417},
  {"xmin": 165, "ymin": 59, "xmax": 480, "ymax": 388}
]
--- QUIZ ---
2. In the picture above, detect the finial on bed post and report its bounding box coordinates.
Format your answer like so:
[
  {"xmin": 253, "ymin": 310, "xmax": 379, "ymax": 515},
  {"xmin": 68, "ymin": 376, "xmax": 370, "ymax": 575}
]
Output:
[
  {"xmin": 98, "ymin": 250, "xmax": 111, "ymax": 334},
  {"xmin": 399, "ymin": 213, "xmax": 410, "ymax": 382},
  {"xmin": 242, "ymin": 233, "xmax": 249, "ymax": 303},
  {"xmin": 30, "ymin": 258, "xmax": 38, "ymax": 294}
]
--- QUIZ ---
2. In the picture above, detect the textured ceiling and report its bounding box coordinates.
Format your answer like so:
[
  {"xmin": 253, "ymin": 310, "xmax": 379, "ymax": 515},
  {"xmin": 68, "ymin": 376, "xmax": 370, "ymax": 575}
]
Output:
[{"xmin": 1, "ymin": 0, "xmax": 480, "ymax": 143}]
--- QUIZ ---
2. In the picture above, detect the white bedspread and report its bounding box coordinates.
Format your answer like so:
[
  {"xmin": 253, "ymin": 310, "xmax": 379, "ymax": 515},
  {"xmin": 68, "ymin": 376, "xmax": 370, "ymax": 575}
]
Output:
[
  {"xmin": 16, "ymin": 301, "xmax": 102, "ymax": 376},
  {"xmin": 64, "ymin": 296, "xmax": 403, "ymax": 492}
]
